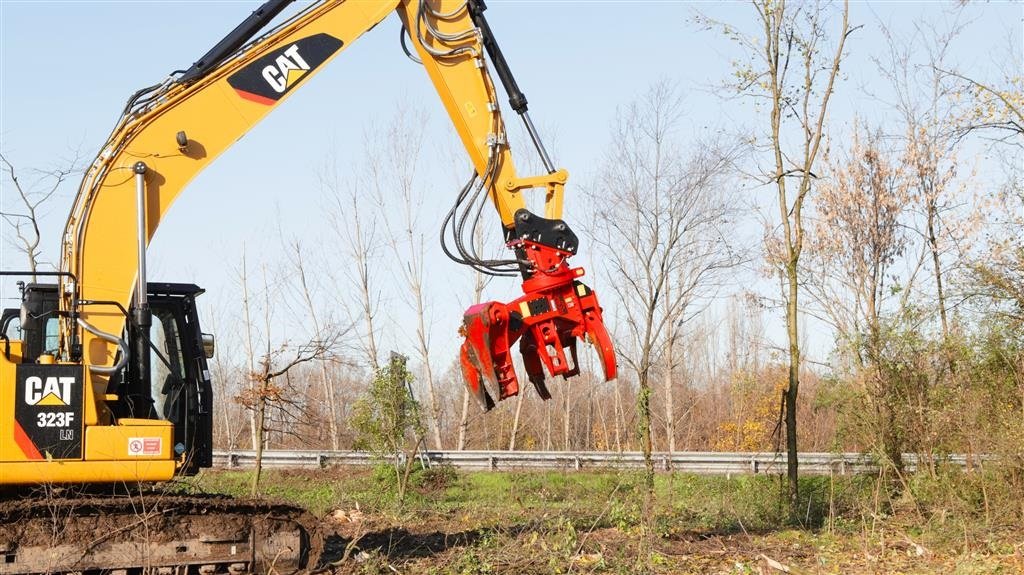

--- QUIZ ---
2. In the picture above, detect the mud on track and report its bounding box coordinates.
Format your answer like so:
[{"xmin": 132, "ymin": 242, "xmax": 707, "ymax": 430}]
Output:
[{"xmin": 0, "ymin": 489, "xmax": 320, "ymax": 574}]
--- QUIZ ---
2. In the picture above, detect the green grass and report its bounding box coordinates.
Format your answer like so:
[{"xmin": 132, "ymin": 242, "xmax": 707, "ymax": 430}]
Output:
[
  {"xmin": 181, "ymin": 464, "xmax": 869, "ymax": 529},
  {"xmin": 176, "ymin": 466, "xmax": 1022, "ymax": 573}
]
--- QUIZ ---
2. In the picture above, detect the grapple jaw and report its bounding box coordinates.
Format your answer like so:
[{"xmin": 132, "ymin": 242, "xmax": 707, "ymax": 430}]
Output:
[{"xmin": 459, "ymin": 211, "xmax": 616, "ymax": 410}]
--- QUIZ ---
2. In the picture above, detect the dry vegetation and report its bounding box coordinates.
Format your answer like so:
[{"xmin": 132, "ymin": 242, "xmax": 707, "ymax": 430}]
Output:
[{"xmin": 184, "ymin": 466, "xmax": 1024, "ymax": 574}]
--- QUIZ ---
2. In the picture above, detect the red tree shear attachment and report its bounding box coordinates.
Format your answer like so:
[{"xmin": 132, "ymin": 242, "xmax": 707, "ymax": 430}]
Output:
[{"xmin": 459, "ymin": 210, "xmax": 616, "ymax": 410}]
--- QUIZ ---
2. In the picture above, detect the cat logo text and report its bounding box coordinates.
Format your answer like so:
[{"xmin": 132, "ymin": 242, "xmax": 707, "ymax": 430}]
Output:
[{"xmin": 24, "ymin": 376, "xmax": 75, "ymax": 406}]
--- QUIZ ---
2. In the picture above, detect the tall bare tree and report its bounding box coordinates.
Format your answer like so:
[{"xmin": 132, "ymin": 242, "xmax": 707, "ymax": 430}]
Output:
[
  {"xmin": 288, "ymin": 239, "xmax": 344, "ymax": 449},
  {"xmin": 702, "ymin": 0, "xmax": 852, "ymax": 512},
  {"xmin": 238, "ymin": 264, "xmax": 343, "ymax": 494},
  {"xmin": 238, "ymin": 246, "xmax": 260, "ymax": 449},
  {"xmin": 876, "ymin": 18, "xmax": 971, "ymax": 345},
  {"xmin": 364, "ymin": 107, "xmax": 447, "ymax": 450},
  {"xmin": 322, "ymin": 146, "xmax": 384, "ymax": 374},
  {"xmin": 589, "ymin": 81, "xmax": 740, "ymax": 489}
]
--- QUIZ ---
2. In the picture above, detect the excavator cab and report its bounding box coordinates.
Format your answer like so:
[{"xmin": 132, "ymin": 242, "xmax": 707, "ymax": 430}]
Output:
[{"xmin": 1, "ymin": 282, "xmax": 213, "ymax": 476}]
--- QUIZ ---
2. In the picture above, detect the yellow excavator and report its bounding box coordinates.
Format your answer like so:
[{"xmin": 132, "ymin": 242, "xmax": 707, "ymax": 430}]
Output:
[{"xmin": 0, "ymin": 0, "xmax": 615, "ymax": 571}]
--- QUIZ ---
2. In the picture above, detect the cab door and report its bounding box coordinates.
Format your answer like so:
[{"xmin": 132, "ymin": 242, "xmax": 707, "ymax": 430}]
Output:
[{"xmin": 146, "ymin": 286, "xmax": 213, "ymax": 473}]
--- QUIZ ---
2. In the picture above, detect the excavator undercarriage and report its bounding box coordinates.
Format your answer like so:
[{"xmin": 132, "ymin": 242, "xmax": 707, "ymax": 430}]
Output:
[{"xmin": 0, "ymin": 491, "xmax": 312, "ymax": 574}]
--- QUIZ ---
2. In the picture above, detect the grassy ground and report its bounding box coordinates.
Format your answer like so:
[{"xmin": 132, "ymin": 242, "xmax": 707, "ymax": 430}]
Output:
[{"xmin": 179, "ymin": 465, "xmax": 1023, "ymax": 574}]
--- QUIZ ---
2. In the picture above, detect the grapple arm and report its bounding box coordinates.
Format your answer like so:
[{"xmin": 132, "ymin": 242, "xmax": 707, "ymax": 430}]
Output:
[{"xmin": 460, "ymin": 210, "xmax": 616, "ymax": 410}]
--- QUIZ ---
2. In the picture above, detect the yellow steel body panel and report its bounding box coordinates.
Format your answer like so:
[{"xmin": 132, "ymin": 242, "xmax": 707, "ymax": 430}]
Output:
[
  {"xmin": 0, "ymin": 349, "xmax": 18, "ymax": 462},
  {"xmin": 83, "ymin": 419, "xmax": 174, "ymax": 461},
  {"xmin": 1, "ymin": 373, "xmax": 174, "ymax": 480},
  {"xmin": 0, "ymin": 460, "xmax": 176, "ymax": 485}
]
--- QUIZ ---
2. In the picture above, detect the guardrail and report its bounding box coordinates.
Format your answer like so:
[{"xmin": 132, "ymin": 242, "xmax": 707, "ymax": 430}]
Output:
[{"xmin": 211, "ymin": 450, "xmax": 979, "ymax": 476}]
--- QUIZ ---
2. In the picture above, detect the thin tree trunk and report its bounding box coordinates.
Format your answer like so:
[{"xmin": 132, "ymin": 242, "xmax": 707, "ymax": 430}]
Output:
[
  {"xmin": 587, "ymin": 390, "xmax": 594, "ymax": 450},
  {"xmin": 637, "ymin": 373, "xmax": 654, "ymax": 489},
  {"xmin": 563, "ymin": 385, "xmax": 572, "ymax": 451},
  {"xmin": 545, "ymin": 401, "xmax": 552, "ymax": 450},
  {"xmin": 665, "ymin": 338, "xmax": 676, "ymax": 455},
  {"xmin": 508, "ymin": 390, "xmax": 525, "ymax": 450},
  {"xmin": 251, "ymin": 392, "xmax": 266, "ymax": 495},
  {"xmin": 598, "ymin": 391, "xmax": 610, "ymax": 450},
  {"xmin": 221, "ymin": 395, "xmax": 234, "ymax": 450},
  {"xmin": 240, "ymin": 248, "xmax": 258, "ymax": 450},
  {"xmin": 411, "ymin": 279, "xmax": 443, "ymax": 449},
  {"xmin": 613, "ymin": 379, "xmax": 623, "ymax": 452},
  {"xmin": 785, "ymin": 263, "xmax": 801, "ymax": 514},
  {"xmin": 251, "ymin": 357, "xmax": 269, "ymax": 496},
  {"xmin": 457, "ymin": 388, "xmax": 470, "ymax": 450},
  {"xmin": 761, "ymin": 0, "xmax": 851, "ymax": 516},
  {"xmin": 292, "ymin": 243, "xmax": 340, "ymax": 450},
  {"xmin": 927, "ymin": 200, "xmax": 951, "ymax": 343}
]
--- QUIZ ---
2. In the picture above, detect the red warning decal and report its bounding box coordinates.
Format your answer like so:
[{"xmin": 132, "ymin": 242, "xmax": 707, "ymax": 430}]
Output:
[{"xmin": 127, "ymin": 437, "xmax": 162, "ymax": 456}]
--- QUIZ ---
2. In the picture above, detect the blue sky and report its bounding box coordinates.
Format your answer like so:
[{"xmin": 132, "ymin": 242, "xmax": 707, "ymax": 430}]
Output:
[{"xmin": 1, "ymin": 1, "xmax": 1021, "ymax": 374}]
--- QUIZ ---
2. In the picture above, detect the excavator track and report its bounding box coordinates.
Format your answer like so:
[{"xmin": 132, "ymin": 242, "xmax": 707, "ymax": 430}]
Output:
[{"xmin": 0, "ymin": 490, "xmax": 315, "ymax": 575}]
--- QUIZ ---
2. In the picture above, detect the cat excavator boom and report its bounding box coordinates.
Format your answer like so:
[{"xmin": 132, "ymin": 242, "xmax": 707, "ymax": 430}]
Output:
[
  {"xmin": 1, "ymin": 3, "xmax": 619, "ymax": 569},
  {"xmin": 2, "ymin": 0, "xmax": 616, "ymax": 487}
]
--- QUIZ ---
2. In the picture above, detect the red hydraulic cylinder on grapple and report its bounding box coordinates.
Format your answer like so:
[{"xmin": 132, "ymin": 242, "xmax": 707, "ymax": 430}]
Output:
[{"xmin": 460, "ymin": 209, "xmax": 617, "ymax": 410}]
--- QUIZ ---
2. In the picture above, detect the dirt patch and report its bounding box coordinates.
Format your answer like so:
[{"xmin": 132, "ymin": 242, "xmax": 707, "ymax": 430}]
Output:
[{"xmin": 309, "ymin": 516, "xmax": 1024, "ymax": 574}]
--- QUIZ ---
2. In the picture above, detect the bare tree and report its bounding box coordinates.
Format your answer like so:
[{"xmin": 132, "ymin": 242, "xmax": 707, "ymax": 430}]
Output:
[
  {"xmin": 324, "ymin": 152, "xmax": 382, "ymax": 373},
  {"xmin": 0, "ymin": 151, "xmax": 79, "ymax": 278},
  {"xmin": 238, "ymin": 265, "xmax": 342, "ymax": 495},
  {"xmin": 589, "ymin": 81, "xmax": 741, "ymax": 489},
  {"xmin": 701, "ymin": 0, "xmax": 852, "ymax": 512},
  {"xmin": 363, "ymin": 107, "xmax": 448, "ymax": 450},
  {"xmin": 242, "ymin": 336, "xmax": 338, "ymax": 495},
  {"xmin": 238, "ymin": 246, "xmax": 260, "ymax": 450},
  {"xmin": 288, "ymin": 239, "xmax": 344, "ymax": 449},
  {"xmin": 876, "ymin": 17, "xmax": 971, "ymax": 346}
]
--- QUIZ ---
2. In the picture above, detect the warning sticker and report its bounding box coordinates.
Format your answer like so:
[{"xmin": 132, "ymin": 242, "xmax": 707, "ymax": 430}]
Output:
[{"xmin": 127, "ymin": 437, "xmax": 162, "ymax": 456}]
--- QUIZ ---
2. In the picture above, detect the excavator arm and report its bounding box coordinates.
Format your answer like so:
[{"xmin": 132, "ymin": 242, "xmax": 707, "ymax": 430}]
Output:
[{"xmin": 58, "ymin": 0, "xmax": 615, "ymax": 435}]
